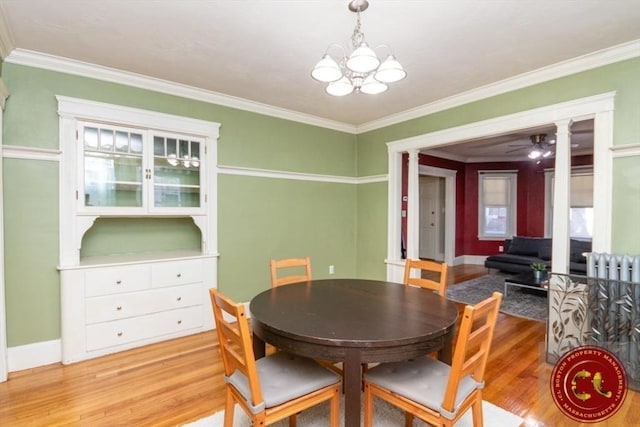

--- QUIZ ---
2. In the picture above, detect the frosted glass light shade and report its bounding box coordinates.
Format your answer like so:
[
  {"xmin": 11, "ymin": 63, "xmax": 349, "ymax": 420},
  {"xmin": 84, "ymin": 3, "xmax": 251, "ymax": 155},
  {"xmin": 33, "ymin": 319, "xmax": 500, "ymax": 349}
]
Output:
[
  {"xmin": 326, "ymin": 77, "xmax": 354, "ymax": 96},
  {"xmin": 346, "ymin": 42, "xmax": 380, "ymax": 73},
  {"xmin": 311, "ymin": 54, "xmax": 343, "ymax": 82},
  {"xmin": 359, "ymin": 75, "xmax": 388, "ymax": 94},
  {"xmin": 375, "ymin": 55, "xmax": 406, "ymax": 83}
]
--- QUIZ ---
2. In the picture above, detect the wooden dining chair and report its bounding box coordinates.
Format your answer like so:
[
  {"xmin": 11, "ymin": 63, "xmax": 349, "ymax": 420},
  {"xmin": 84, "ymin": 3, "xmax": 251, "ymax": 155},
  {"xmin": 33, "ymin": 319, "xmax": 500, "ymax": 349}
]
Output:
[
  {"xmin": 270, "ymin": 257, "xmax": 312, "ymax": 287},
  {"xmin": 363, "ymin": 291, "xmax": 503, "ymax": 427},
  {"xmin": 209, "ymin": 288, "xmax": 341, "ymax": 427},
  {"xmin": 403, "ymin": 258, "xmax": 449, "ymax": 297}
]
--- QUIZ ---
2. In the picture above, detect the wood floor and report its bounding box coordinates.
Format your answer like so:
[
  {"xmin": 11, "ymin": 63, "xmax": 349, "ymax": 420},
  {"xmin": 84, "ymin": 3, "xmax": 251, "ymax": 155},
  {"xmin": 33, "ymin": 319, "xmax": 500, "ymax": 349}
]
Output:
[{"xmin": 1, "ymin": 264, "xmax": 638, "ymax": 426}]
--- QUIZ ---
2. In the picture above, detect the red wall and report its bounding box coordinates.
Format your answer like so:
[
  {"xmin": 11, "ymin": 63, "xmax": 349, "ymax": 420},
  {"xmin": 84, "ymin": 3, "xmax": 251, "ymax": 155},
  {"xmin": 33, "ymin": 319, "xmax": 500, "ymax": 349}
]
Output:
[{"xmin": 401, "ymin": 154, "xmax": 593, "ymax": 257}]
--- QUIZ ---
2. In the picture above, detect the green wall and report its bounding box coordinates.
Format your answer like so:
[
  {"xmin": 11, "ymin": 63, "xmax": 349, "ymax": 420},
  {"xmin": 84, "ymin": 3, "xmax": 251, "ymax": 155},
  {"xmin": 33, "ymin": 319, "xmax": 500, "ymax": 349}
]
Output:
[
  {"xmin": 355, "ymin": 57, "xmax": 640, "ymax": 273},
  {"xmin": 1, "ymin": 63, "xmax": 357, "ymax": 346},
  {"xmin": 2, "ymin": 56, "xmax": 640, "ymax": 350}
]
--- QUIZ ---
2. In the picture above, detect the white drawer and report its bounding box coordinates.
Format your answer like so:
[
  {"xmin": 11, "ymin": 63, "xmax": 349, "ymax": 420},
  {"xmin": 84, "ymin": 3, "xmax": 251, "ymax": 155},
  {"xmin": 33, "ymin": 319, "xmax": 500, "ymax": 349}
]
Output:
[
  {"xmin": 152, "ymin": 259, "xmax": 203, "ymax": 288},
  {"xmin": 85, "ymin": 265, "xmax": 150, "ymax": 297},
  {"xmin": 85, "ymin": 305, "xmax": 204, "ymax": 351},
  {"xmin": 85, "ymin": 284, "xmax": 203, "ymax": 324}
]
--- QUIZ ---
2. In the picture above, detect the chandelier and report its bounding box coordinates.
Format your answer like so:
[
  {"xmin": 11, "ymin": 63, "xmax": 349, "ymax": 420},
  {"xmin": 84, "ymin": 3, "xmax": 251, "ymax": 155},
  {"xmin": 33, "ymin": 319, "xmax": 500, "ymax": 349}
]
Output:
[{"xmin": 311, "ymin": 0, "xmax": 406, "ymax": 96}]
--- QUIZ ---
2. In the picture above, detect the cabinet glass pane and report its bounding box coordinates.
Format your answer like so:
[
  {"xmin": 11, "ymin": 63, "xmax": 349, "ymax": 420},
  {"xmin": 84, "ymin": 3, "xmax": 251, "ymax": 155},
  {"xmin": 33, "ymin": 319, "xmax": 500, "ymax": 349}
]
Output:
[
  {"xmin": 152, "ymin": 135, "xmax": 201, "ymax": 208},
  {"xmin": 83, "ymin": 125, "xmax": 144, "ymax": 208}
]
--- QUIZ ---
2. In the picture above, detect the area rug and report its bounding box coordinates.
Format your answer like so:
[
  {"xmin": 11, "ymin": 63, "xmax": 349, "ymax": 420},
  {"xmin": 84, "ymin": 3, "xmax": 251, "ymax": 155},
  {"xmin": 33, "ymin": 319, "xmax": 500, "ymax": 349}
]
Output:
[
  {"xmin": 447, "ymin": 274, "xmax": 547, "ymax": 322},
  {"xmin": 184, "ymin": 398, "xmax": 523, "ymax": 427}
]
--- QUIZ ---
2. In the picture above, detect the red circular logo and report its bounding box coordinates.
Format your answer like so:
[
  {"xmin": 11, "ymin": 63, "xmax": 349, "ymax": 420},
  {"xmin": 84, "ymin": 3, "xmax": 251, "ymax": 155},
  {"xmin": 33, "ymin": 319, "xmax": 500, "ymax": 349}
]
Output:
[{"xmin": 551, "ymin": 346, "xmax": 627, "ymax": 422}]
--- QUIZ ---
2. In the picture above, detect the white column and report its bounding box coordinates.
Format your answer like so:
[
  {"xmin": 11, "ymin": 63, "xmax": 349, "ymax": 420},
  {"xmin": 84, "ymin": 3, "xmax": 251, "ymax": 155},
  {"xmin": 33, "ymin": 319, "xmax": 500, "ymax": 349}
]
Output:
[
  {"xmin": 551, "ymin": 119, "xmax": 573, "ymax": 274},
  {"xmin": 406, "ymin": 149, "xmax": 420, "ymax": 260},
  {"xmin": 591, "ymin": 109, "xmax": 614, "ymax": 252},
  {"xmin": 386, "ymin": 150, "xmax": 403, "ymax": 261}
]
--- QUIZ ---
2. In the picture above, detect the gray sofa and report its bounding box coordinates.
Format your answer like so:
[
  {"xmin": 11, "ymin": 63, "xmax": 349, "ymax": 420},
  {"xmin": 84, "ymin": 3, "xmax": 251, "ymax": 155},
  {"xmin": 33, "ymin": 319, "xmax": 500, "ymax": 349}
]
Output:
[{"xmin": 484, "ymin": 236, "xmax": 590, "ymax": 274}]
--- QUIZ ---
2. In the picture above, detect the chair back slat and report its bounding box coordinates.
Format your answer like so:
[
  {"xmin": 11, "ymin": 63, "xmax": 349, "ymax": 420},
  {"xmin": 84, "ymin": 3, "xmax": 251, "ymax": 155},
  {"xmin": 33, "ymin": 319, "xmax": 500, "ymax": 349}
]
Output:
[
  {"xmin": 441, "ymin": 291, "xmax": 502, "ymax": 413},
  {"xmin": 402, "ymin": 259, "xmax": 449, "ymax": 297},
  {"xmin": 210, "ymin": 289, "xmax": 264, "ymax": 407},
  {"xmin": 270, "ymin": 257, "xmax": 312, "ymax": 287}
]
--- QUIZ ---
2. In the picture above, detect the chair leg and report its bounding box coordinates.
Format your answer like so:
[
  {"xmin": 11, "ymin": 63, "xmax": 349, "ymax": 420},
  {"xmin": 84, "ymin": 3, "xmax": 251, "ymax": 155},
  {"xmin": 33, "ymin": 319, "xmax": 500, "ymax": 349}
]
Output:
[
  {"xmin": 472, "ymin": 399, "xmax": 483, "ymax": 427},
  {"xmin": 288, "ymin": 414, "xmax": 297, "ymax": 427},
  {"xmin": 329, "ymin": 387, "xmax": 340, "ymax": 427},
  {"xmin": 224, "ymin": 388, "xmax": 234, "ymax": 427},
  {"xmin": 404, "ymin": 412, "xmax": 413, "ymax": 427},
  {"xmin": 363, "ymin": 383, "xmax": 373, "ymax": 427}
]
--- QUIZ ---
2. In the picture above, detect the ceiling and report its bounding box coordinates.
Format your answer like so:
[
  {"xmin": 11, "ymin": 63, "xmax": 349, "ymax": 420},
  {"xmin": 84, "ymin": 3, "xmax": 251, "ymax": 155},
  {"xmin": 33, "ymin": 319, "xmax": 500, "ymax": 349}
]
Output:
[{"xmin": 1, "ymin": 1, "xmax": 639, "ymax": 160}]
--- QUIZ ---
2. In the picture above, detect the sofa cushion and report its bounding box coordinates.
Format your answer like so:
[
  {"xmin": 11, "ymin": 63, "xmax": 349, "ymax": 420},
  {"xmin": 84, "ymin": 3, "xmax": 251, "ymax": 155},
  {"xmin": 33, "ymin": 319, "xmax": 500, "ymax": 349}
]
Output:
[
  {"xmin": 537, "ymin": 239, "xmax": 553, "ymax": 261},
  {"xmin": 570, "ymin": 239, "xmax": 591, "ymax": 263},
  {"xmin": 507, "ymin": 236, "xmax": 549, "ymax": 257}
]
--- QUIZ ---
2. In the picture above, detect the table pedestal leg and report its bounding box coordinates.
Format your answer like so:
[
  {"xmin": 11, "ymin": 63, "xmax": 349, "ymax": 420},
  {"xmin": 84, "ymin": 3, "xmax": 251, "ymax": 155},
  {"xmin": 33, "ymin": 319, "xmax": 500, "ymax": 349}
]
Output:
[
  {"xmin": 343, "ymin": 349, "xmax": 362, "ymax": 427},
  {"xmin": 252, "ymin": 334, "xmax": 266, "ymax": 359},
  {"xmin": 438, "ymin": 331, "xmax": 454, "ymax": 364}
]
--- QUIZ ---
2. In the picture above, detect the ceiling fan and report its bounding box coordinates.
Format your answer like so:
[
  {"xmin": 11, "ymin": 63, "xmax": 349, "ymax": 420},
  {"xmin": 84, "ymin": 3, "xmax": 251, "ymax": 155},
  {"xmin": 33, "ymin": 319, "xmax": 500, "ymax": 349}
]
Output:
[
  {"xmin": 506, "ymin": 133, "xmax": 581, "ymax": 159},
  {"xmin": 506, "ymin": 133, "xmax": 554, "ymax": 159}
]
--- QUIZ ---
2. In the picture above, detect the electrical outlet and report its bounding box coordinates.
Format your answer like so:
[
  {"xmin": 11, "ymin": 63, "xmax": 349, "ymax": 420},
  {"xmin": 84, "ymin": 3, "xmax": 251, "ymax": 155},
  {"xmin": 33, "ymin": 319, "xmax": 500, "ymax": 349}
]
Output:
[
  {"xmin": 498, "ymin": 245, "xmax": 504, "ymax": 252},
  {"xmin": 329, "ymin": 265, "xmax": 335, "ymax": 274}
]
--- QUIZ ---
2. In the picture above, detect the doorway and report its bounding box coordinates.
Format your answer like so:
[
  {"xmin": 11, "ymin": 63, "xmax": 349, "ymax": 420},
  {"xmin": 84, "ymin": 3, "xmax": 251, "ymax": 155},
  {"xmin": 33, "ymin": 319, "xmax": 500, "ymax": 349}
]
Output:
[{"xmin": 419, "ymin": 175, "xmax": 445, "ymax": 261}]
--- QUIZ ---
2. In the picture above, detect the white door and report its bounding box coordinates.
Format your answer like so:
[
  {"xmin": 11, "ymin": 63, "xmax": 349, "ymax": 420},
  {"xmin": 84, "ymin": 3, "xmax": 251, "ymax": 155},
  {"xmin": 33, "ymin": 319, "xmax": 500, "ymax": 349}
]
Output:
[{"xmin": 419, "ymin": 176, "xmax": 445, "ymax": 261}]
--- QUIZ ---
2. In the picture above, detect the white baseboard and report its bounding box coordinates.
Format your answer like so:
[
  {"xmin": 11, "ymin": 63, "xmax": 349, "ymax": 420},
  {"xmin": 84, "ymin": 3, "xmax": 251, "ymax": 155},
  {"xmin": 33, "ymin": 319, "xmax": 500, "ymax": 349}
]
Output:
[
  {"xmin": 8, "ymin": 339, "xmax": 61, "ymax": 372},
  {"xmin": 455, "ymin": 255, "xmax": 488, "ymax": 266}
]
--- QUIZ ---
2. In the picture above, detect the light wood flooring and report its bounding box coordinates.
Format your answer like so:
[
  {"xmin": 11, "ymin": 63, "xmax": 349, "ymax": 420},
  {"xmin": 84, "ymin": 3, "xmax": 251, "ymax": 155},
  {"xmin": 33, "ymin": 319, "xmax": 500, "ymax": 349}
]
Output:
[{"xmin": 1, "ymin": 264, "xmax": 638, "ymax": 426}]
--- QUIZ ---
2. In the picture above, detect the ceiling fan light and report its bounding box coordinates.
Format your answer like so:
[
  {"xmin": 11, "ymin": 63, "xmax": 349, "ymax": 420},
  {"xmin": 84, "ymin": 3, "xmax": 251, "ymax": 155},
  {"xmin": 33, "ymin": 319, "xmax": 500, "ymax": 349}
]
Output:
[
  {"xmin": 346, "ymin": 42, "xmax": 380, "ymax": 73},
  {"xmin": 311, "ymin": 54, "xmax": 343, "ymax": 82},
  {"xmin": 360, "ymin": 75, "xmax": 388, "ymax": 94},
  {"xmin": 542, "ymin": 150, "xmax": 553, "ymax": 158},
  {"xmin": 326, "ymin": 77, "xmax": 355, "ymax": 96},
  {"xmin": 374, "ymin": 55, "xmax": 406, "ymax": 83},
  {"xmin": 528, "ymin": 149, "xmax": 542, "ymax": 159}
]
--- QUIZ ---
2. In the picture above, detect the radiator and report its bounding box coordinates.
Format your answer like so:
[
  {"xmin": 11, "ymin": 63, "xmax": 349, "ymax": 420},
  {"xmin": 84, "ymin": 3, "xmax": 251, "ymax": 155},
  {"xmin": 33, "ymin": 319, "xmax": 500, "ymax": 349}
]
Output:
[{"xmin": 587, "ymin": 252, "xmax": 640, "ymax": 390}]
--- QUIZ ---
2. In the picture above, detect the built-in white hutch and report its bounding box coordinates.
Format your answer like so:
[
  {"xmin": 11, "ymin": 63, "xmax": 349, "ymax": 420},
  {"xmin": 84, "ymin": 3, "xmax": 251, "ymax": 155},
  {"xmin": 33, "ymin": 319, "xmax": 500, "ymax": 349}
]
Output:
[{"xmin": 57, "ymin": 97, "xmax": 219, "ymax": 364}]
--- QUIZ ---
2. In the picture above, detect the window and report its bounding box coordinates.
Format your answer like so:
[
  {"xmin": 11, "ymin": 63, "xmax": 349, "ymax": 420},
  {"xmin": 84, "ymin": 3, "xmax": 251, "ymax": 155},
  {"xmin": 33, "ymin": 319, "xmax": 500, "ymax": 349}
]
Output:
[
  {"xmin": 546, "ymin": 168, "xmax": 594, "ymax": 238},
  {"xmin": 478, "ymin": 171, "xmax": 517, "ymax": 239}
]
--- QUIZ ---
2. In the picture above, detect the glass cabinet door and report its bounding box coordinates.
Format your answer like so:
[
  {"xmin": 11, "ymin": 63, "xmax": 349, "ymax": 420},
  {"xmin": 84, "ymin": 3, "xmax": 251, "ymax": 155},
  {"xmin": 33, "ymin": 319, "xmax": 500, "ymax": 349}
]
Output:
[
  {"xmin": 83, "ymin": 125, "xmax": 144, "ymax": 208},
  {"xmin": 152, "ymin": 135, "xmax": 202, "ymax": 208},
  {"xmin": 80, "ymin": 122, "xmax": 204, "ymax": 213}
]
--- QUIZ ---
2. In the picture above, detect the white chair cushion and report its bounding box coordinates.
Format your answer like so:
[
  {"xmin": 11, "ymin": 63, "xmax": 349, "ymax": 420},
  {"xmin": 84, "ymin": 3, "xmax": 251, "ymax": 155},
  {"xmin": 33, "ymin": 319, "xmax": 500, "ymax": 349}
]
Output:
[
  {"xmin": 226, "ymin": 352, "xmax": 341, "ymax": 414},
  {"xmin": 364, "ymin": 357, "xmax": 483, "ymax": 420}
]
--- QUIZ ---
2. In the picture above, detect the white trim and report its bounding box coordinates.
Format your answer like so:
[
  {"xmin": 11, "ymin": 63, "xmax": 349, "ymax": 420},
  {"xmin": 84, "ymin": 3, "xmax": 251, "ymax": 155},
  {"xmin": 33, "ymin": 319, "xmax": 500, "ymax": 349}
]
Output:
[
  {"xmin": 386, "ymin": 93, "xmax": 615, "ymax": 278},
  {"xmin": 611, "ymin": 143, "xmax": 640, "ymax": 158},
  {"xmin": 358, "ymin": 40, "xmax": 640, "ymax": 133},
  {"xmin": 217, "ymin": 164, "xmax": 387, "ymax": 185},
  {"xmin": 4, "ymin": 39, "xmax": 639, "ymax": 134},
  {"xmin": 2, "ymin": 145, "xmax": 60, "ymax": 161},
  {"xmin": 7, "ymin": 339, "xmax": 62, "ymax": 372},
  {"xmin": 7, "ymin": 49, "xmax": 357, "ymax": 134}
]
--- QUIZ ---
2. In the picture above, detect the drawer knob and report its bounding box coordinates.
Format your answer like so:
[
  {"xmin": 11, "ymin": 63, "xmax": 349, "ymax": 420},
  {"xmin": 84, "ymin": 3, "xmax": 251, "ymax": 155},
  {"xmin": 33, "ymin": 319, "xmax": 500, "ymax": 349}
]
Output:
[
  {"xmin": 116, "ymin": 280, "xmax": 122, "ymax": 285},
  {"xmin": 177, "ymin": 296, "xmax": 182, "ymax": 302},
  {"xmin": 117, "ymin": 332, "xmax": 123, "ymax": 337},
  {"xmin": 176, "ymin": 273, "xmax": 182, "ymax": 278},
  {"xmin": 177, "ymin": 320, "xmax": 182, "ymax": 325},
  {"xmin": 116, "ymin": 306, "xmax": 122, "ymax": 311}
]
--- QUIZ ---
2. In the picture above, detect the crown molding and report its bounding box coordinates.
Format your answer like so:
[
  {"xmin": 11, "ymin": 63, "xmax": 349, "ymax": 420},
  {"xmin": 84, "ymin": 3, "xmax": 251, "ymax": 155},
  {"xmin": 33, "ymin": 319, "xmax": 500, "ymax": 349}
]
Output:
[
  {"xmin": 0, "ymin": 3, "xmax": 13, "ymax": 59},
  {"xmin": 4, "ymin": 49, "xmax": 358, "ymax": 134},
  {"xmin": 356, "ymin": 39, "xmax": 640, "ymax": 133},
  {"xmin": 3, "ymin": 38, "xmax": 640, "ymax": 136}
]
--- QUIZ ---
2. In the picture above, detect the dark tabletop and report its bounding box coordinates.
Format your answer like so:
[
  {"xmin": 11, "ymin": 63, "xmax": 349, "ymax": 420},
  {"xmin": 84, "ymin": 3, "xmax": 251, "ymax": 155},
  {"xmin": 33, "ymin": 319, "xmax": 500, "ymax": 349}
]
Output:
[{"xmin": 250, "ymin": 278, "xmax": 459, "ymax": 350}]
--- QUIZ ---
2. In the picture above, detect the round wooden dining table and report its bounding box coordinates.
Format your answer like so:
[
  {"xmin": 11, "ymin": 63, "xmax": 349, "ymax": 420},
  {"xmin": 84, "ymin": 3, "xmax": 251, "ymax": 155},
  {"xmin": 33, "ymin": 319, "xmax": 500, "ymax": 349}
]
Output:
[{"xmin": 249, "ymin": 278, "xmax": 459, "ymax": 427}]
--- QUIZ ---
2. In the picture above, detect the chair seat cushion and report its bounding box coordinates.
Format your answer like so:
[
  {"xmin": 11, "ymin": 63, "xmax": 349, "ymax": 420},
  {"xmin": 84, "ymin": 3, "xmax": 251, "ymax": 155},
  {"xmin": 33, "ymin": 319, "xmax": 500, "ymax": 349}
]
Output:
[
  {"xmin": 364, "ymin": 357, "xmax": 483, "ymax": 419},
  {"xmin": 226, "ymin": 352, "xmax": 341, "ymax": 413}
]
